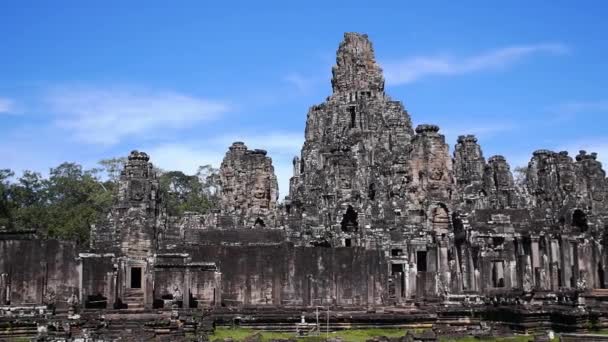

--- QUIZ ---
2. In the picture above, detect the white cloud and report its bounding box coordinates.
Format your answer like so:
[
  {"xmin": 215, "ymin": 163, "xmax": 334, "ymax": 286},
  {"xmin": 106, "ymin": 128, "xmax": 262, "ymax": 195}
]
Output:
[
  {"xmin": 384, "ymin": 43, "xmax": 568, "ymax": 85},
  {"xmin": 284, "ymin": 73, "xmax": 312, "ymax": 93},
  {"xmin": 228, "ymin": 132, "xmax": 303, "ymax": 199},
  {"xmin": 144, "ymin": 131, "xmax": 304, "ymax": 199},
  {"xmin": 48, "ymin": 87, "xmax": 229, "ymax": 145},
  {"xmin": 550, "ymin": 100, "xmax": 608, "ymax": 121},
  {"xmin": 146, "ymin": 143, "xmax": 224, "ymax": 175},
  {"xmin": 0, "ymin": 97, "xmax": 14, "ymax": 114}
]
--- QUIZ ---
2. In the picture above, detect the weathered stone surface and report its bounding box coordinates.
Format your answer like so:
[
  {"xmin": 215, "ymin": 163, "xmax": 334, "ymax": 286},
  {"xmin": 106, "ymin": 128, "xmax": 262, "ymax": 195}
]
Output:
[
  {"xmin": 2, "ymin": 32, "xmax": 608, "ymax": 340},
  {"xmin": 287, "ymin": 32, "xmax": 415, "ymax": 246},
  {"xmin": 483, "ymin": 155, "xmax": 521, "ymax": 209},
  {"xmin": 218, "ymin": 142, "xmax": 279, "ymax": 228},
  {"xmin": 91, "ymin": 150, "xmax": 163, "ymax": 256}
]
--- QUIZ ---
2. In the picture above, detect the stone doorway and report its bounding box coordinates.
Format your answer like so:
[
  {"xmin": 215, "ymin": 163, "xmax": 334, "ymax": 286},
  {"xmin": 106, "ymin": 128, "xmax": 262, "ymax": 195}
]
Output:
[{"xmin": 130, "ymin": 267, "xmax": 142, "ymax": 289}]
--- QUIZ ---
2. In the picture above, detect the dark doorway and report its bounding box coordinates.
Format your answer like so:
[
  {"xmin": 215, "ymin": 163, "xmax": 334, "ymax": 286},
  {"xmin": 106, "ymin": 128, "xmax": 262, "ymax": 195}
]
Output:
[
  {"xmin": 340, "ymin": 205, "xmax": 359, "ymax": 232},
  {"xmin": 417, "ymin": 251, "xmax": 427, "ymax": 272},
  {"xmin": 599, "ymin": 263, "xmax": 606, "ymax": 289},
  {"xmin": 345, "ymin": 238, "xmax": 352, "ymax": 247},
  {"xmin": 130, "ymin": 267, "xmax": 142, "ymax": 289},
  {"xmin": 572, "ymin": 209, "xmax": 588, "ymax": 232},
  {"xmin": 254, "ymin": 217, "xmax": 266, "ymax": 228},
  {"xmin": 349, "ymin": 107, "xmax": 356, "ymax": 128}
]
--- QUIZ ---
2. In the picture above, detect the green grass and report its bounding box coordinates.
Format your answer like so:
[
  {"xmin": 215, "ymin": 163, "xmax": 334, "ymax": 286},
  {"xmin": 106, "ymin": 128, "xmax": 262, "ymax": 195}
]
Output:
[
  {"xmin": 210, "ymin": 327, "xmax": 410, "ymax": 342},
  {"xmin": 209, "ymin": 327, "xmax": 540, "ymax": 342},
  {"xmin": 440, "ymin": 336, "xmax": 532, "ymax": 342}
]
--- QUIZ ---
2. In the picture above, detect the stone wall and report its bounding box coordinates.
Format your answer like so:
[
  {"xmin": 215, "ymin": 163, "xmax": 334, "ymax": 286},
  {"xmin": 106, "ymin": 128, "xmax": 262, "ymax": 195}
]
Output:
[
  {"xmin": 185, "ymin": 244, "xmax": 388, "ymax": 307},
  {"xmin": 0, "ymin": 239, "xmax": 79, "ymax": 308}
]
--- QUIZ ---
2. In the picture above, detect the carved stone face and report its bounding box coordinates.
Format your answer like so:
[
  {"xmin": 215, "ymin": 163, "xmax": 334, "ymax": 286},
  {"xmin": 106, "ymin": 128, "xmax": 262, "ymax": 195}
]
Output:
[
  {"xmin": 557, "ymin": 163, "xmax": 575, "ymax": 192},
  {"xmin": 130, "ymin": 180, "xmax": 145, "ymax": 201},
  {"xmin": 429, "ymin": 167, "xmax": 444, "ymax": 181},
  {"xmin": 494, "ymin": 164, "xmax": 511, "ymax": 187}
]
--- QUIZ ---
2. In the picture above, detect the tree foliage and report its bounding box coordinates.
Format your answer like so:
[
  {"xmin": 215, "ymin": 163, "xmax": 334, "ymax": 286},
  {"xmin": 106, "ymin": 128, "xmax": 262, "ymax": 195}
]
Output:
[
  {"xmin": 0, "ymin": 160, "xmax": 219, "ymax": 244},
  {"xmin": 158, "ymin": 164, "xmax": 219, "ymax": 216}
]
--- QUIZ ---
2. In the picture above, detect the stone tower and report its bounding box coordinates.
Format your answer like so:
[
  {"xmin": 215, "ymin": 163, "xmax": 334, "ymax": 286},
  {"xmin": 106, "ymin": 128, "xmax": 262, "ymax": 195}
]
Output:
[
  {"xmin": 91, "ymin": 150, "xmax": 163, "ymax": 255},
  {"xmin": 218, "ymin": 142, "xmax": 279, "ymax": 228},
  {"xmin": 287, "ymin": 32, "xmax": 416, "ymax": 245}
]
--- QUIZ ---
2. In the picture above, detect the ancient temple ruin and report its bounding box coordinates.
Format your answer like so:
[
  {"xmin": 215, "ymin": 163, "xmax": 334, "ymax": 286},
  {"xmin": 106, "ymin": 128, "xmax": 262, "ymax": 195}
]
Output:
[
  {"xmin": 218, "ymin": 142, "xmax": 279, "ymax": 229},
  {"xmin": 1, "ymin": 32, "xmax": 608, "ymax": 339}
]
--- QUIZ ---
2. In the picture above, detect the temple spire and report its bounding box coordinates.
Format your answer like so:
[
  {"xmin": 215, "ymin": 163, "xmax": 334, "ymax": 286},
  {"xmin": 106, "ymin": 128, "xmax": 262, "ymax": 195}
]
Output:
[{"xmin": 331, "ymin": 32, "xmax": 385, "ymax": 94}]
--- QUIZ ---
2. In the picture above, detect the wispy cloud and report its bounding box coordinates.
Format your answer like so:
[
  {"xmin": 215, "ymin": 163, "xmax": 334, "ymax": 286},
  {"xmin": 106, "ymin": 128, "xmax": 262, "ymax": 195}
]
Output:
[
  {"xmin": 145, "ymin": 131, "xmax": 303, "ymax": 199},
  {"xmin": 384, "ymin": 43, "xmax": 568, "ymax": 85},
  {"xmin": 0, "ymin": 97, "xmax": 15, "ymax": 114},
  {"xmin": 432, "ymin": 119, "xmax": 518, "ymax": 147},
  {"xmin": 146, "ymin": 143, "xmax": 224, "ymax": 174},
  {"xmin": 549, "ymin": 100, "xmax": 608, "ymax": 121},
  {"xmin": 283, "ymin": 72, "xmax": 327, "ymax": 95},
  {"xmin": 284, "ymin": 73, "xmax": 313, "ymax": 93},
  {"xmin": 48, "ymin": 87, "xmax": 230, "ymax": 145}
]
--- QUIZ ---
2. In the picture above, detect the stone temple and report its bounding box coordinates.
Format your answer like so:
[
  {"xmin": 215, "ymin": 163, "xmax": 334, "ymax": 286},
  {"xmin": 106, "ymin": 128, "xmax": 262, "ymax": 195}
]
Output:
[{"xmin": 1, "ymin": 32, "xmax": 608, "ymax": 340}]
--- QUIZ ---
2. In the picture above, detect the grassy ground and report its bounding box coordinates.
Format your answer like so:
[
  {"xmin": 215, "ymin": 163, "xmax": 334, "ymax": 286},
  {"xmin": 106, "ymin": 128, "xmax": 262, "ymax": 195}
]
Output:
[
  {"xmin": 210, "ymin": 327, "xmax": 412, "ymax": 341},
  {"xmin": 209, "ymin": 327, "xmax": 534, "ymax": 342},
  {"xmin": 439, "ymin": 336, "xmax": 532, "ymax": 342}
]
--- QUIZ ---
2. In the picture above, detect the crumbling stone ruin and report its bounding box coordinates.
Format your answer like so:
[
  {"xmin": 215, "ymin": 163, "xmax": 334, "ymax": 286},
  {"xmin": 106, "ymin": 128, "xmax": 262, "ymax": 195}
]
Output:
[
  {"xmin": 1, "ymin": 32, "xmax": 608, "ymax": 340},
  {"xmin": 218, "ymin": 142, "xmax": 279, "ymax": 229}
]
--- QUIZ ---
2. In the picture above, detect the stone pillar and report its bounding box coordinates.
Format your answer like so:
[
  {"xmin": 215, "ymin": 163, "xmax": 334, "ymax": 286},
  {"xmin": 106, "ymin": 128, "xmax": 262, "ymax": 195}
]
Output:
[
  {"xmin": 183, "ymin": 267, "xmax": 191, "ymax": 308},
  {"xmin": 214, "ymin": 271, "xmax": 222, "ymax": 307},
  {"xmin": 76, "ymin": 257, "xmax": 84, "ymax": 306},
  {"xmin": 531, "ymin": 237, "xmax": 540, "ymax": 286},
  {"xmin": 0, "ymin": 273, "xmax": 8, "ymax": 305},
  {"xmin": 408, "ymin": 262, "xmax": 417, "ymax": 299},
  {"xmin": 367, "ymin": 274, "xmax": 375, "ymax": 305},
  {"xmin": 550, "ymin": 262, "xmax": 560, "ymax": 290},
  {"xmin": 507, "ymin": 260, "xmax": 517, "ymax": 289},
  {"xmin": 144, "ymin": 262, "xmax": 153, "ymax": 310},
  {"xmin": 549, "ymin": 239, "xmax": 561, "ymax": 289}
]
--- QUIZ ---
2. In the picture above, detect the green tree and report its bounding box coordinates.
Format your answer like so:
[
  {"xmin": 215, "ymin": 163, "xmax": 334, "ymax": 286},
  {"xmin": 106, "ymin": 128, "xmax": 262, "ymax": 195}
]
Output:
[
  {"xmin": 158, "ymin": 165, "xmax": 219, "ymax": 216},
  {"xmin": 10, "ymin": 171, "xmax": 48, "ymax": 232},
  {"xmin": 0, "ymin": 169, "xmax": 15, "ymax": 229},
  {"xmin": 43, "ymin": 163, "xmax": 112, "ymax": 244},
  {"xmin": 98, "ymin": 157, "xmax": 127, "ymax": 183}
]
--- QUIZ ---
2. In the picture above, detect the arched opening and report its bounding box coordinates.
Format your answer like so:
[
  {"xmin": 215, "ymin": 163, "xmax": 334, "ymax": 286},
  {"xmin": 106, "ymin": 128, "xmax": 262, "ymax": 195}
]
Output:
[
  {"xmin": 368, "ymin": 183, "xmax": 376, "ymax": 201},
  {"xmin": 348, "ymin": 107, "xmax": 356, "ymax": 129},
  {"xmin": 254, "ymin": 217, "xmax": 266, "ymax": 228},
  {"xmin": 572, "ymin": 209, "xmax": 588, "ymax": 232},
  {"xmin": 340, "ymin": 205, "xmax": 358, "ymax": 232}
]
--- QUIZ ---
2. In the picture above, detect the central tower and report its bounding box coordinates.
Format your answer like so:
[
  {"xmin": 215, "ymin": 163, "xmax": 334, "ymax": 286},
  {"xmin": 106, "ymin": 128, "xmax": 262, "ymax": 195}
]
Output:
[{"xmin": 288, "ymin": 33, "xmax": 417, "ymax": 245}]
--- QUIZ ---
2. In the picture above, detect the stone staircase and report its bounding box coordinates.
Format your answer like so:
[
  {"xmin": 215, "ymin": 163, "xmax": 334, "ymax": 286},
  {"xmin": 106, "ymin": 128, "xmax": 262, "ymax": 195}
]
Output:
[
  {"xmin": 589, "ymin": 289, "xmax": 608, "ymax": 297},
  {"xmin": 124, "ymin": 288, "xmax": 145, "ymax": 310}
]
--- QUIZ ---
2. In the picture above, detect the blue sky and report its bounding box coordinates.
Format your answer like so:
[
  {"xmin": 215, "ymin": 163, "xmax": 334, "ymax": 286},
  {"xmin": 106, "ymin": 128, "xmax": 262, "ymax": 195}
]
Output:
[{"xmin": 1, "ymin": 1, "xmax": 607, "ymax": 197}]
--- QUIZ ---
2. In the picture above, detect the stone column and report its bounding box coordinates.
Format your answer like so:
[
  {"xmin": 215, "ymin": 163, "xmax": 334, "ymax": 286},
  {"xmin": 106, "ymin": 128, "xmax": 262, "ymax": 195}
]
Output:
[
  {"xmin": 214, "ymin": 271, "xmax": 222, "ymax": 307},
  {"xmin": 183, "ymin": 267, "xmax": 191, "ymax": 308},
  {"xmin": 531, "ymin": 237, "xmax": 540, "ymax": 287},
  {"xmin": 562, "ymin": 240, "xmax": 575, "ymax": 288},
  {"xmin": 144, "ymin": 261, "xmax": 153, "ymax": 310},
  {"xmin": 0, "ymin": 273, "xmax": 8, "ymax": 305}
]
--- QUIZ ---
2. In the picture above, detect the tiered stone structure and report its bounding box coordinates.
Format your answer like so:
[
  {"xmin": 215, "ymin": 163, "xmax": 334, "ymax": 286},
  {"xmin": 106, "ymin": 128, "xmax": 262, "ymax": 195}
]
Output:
[
  {"xmin": 218, "ymin": 142, "xmax": 279, "ymax": 228},
  {"xmin": 1, "ymin": 32, "xmax": 608, "ymax": 340},
  {"xmin": 287, "ymin": 32, "xmax": 414, "ymax": 247}
]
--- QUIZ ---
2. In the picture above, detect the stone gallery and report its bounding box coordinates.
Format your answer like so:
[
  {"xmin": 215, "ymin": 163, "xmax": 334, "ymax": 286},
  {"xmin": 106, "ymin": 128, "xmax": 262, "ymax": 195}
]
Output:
[{"xmin": 1, "ymin": 33, "xmax": 608, "ymax": 340}]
